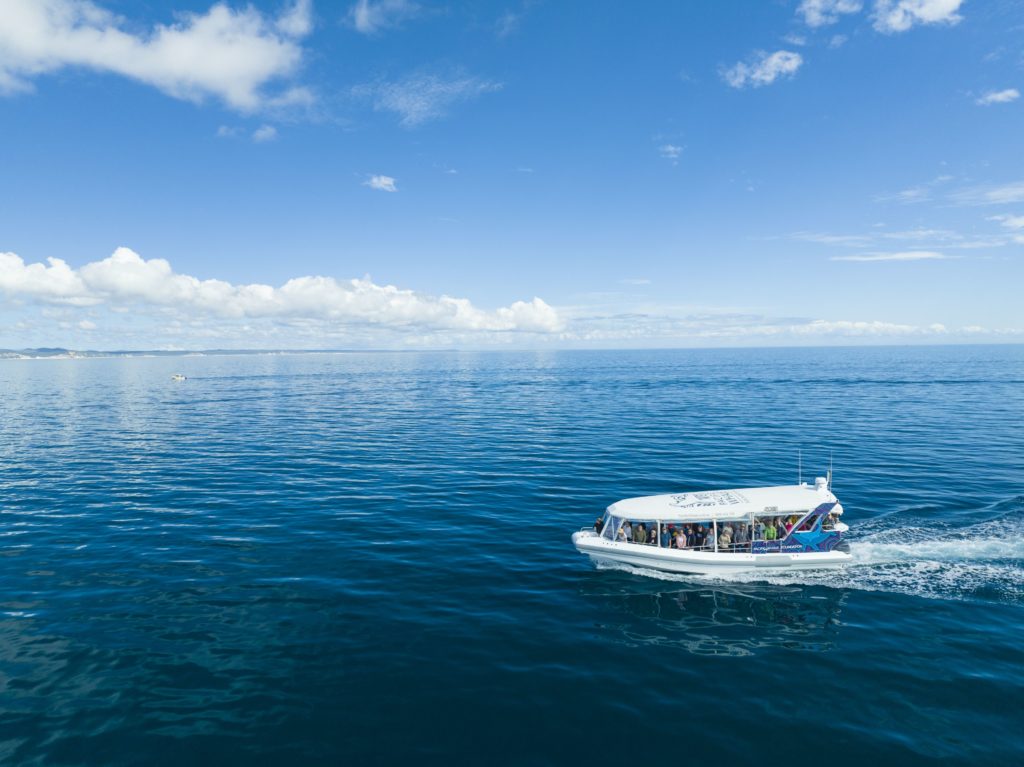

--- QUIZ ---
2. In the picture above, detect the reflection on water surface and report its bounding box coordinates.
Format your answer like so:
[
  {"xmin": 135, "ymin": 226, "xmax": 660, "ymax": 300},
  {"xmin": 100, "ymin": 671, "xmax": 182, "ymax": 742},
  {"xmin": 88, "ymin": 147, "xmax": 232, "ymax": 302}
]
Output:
[{"xmin": 583, "ymin": 572, "xmax": 847, "ymax": 656}]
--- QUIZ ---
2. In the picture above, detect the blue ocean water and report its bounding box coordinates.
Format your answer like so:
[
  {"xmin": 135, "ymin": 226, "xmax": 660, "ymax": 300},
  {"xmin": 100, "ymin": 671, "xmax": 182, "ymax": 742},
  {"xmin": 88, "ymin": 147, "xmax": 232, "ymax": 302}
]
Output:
[{"xmin": 1, "ymin": 346, "xmax": 1022, "ymax": 765}]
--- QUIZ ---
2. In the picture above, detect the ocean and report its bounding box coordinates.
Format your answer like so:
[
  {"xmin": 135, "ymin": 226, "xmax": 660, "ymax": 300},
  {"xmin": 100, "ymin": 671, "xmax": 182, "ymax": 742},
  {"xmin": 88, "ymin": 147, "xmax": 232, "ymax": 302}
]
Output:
[{"xmin": 1, "ymin": 346, "xmax": 1021, "ymax": 765}]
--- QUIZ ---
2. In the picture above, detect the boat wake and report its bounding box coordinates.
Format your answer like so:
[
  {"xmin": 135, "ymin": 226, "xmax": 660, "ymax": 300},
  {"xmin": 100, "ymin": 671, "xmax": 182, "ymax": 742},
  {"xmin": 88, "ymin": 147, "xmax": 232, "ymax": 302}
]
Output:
[{"xmin": 598, "ymin": 515, "xmax": 1024, "ymax": 604}]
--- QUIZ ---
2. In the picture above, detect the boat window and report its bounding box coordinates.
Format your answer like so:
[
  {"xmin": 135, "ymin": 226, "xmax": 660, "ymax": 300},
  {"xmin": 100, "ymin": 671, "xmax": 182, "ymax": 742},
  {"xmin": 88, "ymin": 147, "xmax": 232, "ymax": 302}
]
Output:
[
  {"xmin": 794, "ymin": 512, "xmax": 821, "ymax": 532},
  {"xmin": 713, "ymin": 520, "xmax": 747, "ymax": 552},
  {"xmin": 760, "ymin": 515, "xmax": 793, "ymax": 539},
  {"xmin": 629, "ymin": 521, "xmax": 655, "ymax": 545},
  {"xmin": 603, "ymin": 515, "xmax": 620, "ymax": 540},
  {"xmin": 660, "ymin": 522, "xmax": 713, "ymax": 550},
  {"xmin": 753, "ymin": 516, "xmax": 782, "ymax": 541}
]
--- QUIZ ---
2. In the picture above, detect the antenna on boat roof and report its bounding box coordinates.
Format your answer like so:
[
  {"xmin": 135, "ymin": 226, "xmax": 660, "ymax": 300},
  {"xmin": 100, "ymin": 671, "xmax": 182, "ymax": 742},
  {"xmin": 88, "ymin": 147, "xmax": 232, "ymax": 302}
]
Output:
[
  {"xmin": 828, "ymin": 450, "xmax": 833, "ymax": 492},
  {"xmin": 798, "ymin": 449, "xmax": 802, "ymax": 486}
]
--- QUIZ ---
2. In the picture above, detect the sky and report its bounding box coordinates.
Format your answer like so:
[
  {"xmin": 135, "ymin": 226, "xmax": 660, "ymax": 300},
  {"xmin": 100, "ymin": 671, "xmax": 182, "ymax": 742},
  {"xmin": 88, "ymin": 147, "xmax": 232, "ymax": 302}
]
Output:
[{"xmin": 0, "ymin": 0, "xmax": 1022, "ymax": 350}]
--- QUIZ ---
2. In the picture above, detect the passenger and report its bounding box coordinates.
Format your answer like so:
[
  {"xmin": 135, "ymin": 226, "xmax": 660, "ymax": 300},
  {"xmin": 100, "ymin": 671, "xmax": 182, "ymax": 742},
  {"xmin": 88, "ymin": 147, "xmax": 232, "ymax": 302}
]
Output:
[
  {"xmin": 683, "ymin": 524, "xmax": 695, "ymax": 548},
  {"xmin": 635, "ymin": 523, "xmax": 647, "ymax": 545},
  {"xmin": 623, "ymin": 520, "xmax": 633, "ymax": 542},
  {"xmin": 595, "ymin": 517, "xmax": 604, "ymax": 534},
  {"xmin": 692, "ymin": 525, "xmax": 705, "ymax": 549},
  {"xmin": 753, "ymin": 518, "xmax": 765, "ymax": 540},
  {"xmin": 765, "ymin": 521, "xmax": 777, "ymax": 541},
  {"xmin": 617, "ymin": 525, "xmax": 626, "ymax": 542},
  {"xmin": 720, "ymin": 522, "xmax": 734, "ymax": 550},
  {"xmin": 734, "ymin": 524, "xmax": 749, "ymax": 549},
  {"xmin": 785, "ymin": 516, "xmax": 796, "ymax": 533},
  {"xmin": 675, "ymin": 528, "xmax": 688, "ymax": 550},
  {"xmin": 661, "ymin": 525, "xmax": 672, "ymax": 548},
  {"xmin": 718, "ymin": 527, "xmax": 732, "ymax": 552}
]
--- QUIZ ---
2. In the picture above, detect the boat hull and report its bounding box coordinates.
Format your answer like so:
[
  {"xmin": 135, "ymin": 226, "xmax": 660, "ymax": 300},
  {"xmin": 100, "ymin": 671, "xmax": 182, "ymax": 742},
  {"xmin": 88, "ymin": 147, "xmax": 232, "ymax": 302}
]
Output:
[{"xmin": 571, "ymin": 531, "xmax": 851, "ymax": 575}]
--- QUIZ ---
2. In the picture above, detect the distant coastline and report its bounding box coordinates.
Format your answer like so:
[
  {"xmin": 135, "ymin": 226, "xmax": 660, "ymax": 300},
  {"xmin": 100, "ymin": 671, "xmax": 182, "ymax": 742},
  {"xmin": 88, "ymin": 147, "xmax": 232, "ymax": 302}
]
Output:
[
  {"xmin": 2, "ymin": 342, "xmax": 1023, "ymax": 360},
  {"xmin": 0, "ymin": 348, "xmax": 387, "ymax": 360}
]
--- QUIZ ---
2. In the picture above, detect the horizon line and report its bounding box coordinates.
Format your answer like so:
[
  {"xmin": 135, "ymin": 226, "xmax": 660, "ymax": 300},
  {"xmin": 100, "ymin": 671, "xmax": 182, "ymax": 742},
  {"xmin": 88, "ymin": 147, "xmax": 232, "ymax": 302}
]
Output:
[{"xmin": 3, "ymin": 341, "xmax": 1023, "ymax": 358}]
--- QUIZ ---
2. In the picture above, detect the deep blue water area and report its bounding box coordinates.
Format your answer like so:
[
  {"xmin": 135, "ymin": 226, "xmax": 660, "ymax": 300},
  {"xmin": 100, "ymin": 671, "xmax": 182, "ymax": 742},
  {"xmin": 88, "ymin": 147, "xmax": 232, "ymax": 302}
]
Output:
[{"xmin": 1, "ymin": 346, "xmax": 1022, "ymax": 765}]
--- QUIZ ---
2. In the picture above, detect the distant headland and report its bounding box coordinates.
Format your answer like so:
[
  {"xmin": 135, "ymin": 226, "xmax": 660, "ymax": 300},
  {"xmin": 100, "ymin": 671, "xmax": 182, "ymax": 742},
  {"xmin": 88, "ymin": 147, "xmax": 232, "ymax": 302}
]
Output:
[{"xmin": 0, "ymin": 348, "xmax": 387, "ymax": 360}]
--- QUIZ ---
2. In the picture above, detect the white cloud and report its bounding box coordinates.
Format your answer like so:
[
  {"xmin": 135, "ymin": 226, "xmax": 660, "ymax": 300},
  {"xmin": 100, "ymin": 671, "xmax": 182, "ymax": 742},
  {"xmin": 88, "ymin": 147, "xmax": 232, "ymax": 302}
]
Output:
[
  {"xmin": 277, "ymin": 0, "xmax": 314, "ymax": 37},
  {"xmin": 0, "ymin": 248, "xmax": 564, "ymax": 335},
  {"xmin": 829, "ymin": 34, "xmax": 848, "ymax": 47},
  {"xmin": 78, "ymin": 319, "xmax": 96, "ymax": 330},
  {"xmin": 0, "ymin": 251, "xmax": 92, "ymax": 303},
  {"xmin": 364, "ymin": 174, "xmax": 397, "ymax": 192},
  {"xmin": 0, "ymin": 0, "xmax": 313, "ymax": 112},
  {"xmin": 950, "ymin": 181, "xmax": 1024, "ymax": 206},
  {"xmin": 830, "ymin": 250, "xmax": 951, "ymax": 261},
  {"xmin": 353, "ymin": 73, "xmax": 502, "ymax": 127},
  {"xmin": 791, "ymin": 231, "xmax": 874, "ymax": 246},
  {"xmin": 216, "ymin": 125, "xmax": 239, "ymax": 138},
  {"xmin": 988, "ymin": 214, "xmax": 1024, "ymax": 230},
  {"xmin": 798, "ymin": 0, "xmax": 863, "ymax": 28},
  {"xmin": 872, "ymin": 0, "xmax": 964, "ymax": 34},
  {"xmin": 722, "ymin": 51, "xmax": 803, "ymax": 89},
  {"xmin": 348, "ymin": 0, "xmax": 419, "ymax": 35},
  {"xmin": 789, "ymin": 319, "xmax": 947, "ymax": 335},
  {"xmin": 554, "ymin": 307, "xmax": 1019, "ymax": 346},
  {"xmin": 495, "ymin": 11, "xmax": 521, "ymax": 38},
  {"xmin": 252, "ymin": 125, "xmax": 278, "ymax": 142},
  {"xmin": 658, "ymin": 144, "xmax": 682, "ymax": 164},
  {"xmin": 792, "ymin": 225, "xmax": 1015, "ymax": 251},
  {"xmin": 620, "ymin": 278, "xmax": 651, "ymax": 286},
  {"xmin": 874, "ymin": 173, "xmax": 954, "ymax": 204},
  {"xmin": 878, "ymin": 185, "xmax": 930, "ymax": 203},
  {"xmin": 976, "ymin": 88, "xmax": 1020, "ymax": 106}
]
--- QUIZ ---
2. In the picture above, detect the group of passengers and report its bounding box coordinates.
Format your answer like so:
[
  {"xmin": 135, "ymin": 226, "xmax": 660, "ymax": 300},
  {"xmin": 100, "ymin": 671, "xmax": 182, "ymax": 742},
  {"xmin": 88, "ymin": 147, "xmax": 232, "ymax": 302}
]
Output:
[
  {"xmin": 595, "ymin": 519, "xmax": 718, "ymax": 550},
  {"xmin": 595, "ymin": 514, "xmax": 814, "ymax": 552},
  {"xmin": 756, "ymin": 516, "xmax": 799, "ymax": 541}
]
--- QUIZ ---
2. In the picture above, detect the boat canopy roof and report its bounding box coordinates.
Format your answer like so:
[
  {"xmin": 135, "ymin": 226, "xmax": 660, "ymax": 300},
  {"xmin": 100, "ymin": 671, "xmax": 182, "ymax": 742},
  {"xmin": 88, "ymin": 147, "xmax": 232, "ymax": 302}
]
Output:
[{"xmin": 607, "ymin": 482, "xmax": 840, "ymax": 522}]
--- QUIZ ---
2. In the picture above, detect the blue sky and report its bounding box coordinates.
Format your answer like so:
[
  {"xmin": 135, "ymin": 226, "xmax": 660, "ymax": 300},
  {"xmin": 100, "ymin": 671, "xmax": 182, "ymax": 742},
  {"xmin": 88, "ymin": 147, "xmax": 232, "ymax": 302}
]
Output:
[{"xmin": 0, "ymin": 0, "xmax": 1022, "ymax": 349}]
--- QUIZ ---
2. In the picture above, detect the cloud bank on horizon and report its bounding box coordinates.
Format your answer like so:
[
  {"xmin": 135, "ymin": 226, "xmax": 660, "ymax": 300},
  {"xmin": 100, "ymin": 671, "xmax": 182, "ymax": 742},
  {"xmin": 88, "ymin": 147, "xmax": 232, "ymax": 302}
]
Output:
[
  {"xmin": 0, "ymin": 248, "xmax": 1018, "ymax": 349},
  {"xmin": 0, "ymin": 248, "xmax": 562, "ymax": 339}
]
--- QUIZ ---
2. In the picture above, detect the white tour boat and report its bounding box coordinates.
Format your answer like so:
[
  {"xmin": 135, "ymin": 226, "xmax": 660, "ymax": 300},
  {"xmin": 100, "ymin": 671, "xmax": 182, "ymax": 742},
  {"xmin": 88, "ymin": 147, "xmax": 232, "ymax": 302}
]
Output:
[{"xmin": 572, "ymin": 476, "xmax": 850, "ymax": 574}]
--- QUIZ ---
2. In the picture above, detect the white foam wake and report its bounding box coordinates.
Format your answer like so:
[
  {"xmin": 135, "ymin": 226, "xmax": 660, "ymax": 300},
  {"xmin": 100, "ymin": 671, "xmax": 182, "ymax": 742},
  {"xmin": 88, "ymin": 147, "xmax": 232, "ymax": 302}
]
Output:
[
  {"xmin": 601, "ymin": 518, "xmax": 1024, "ymax": 603},
  {"xmin": 851, "ymin": 535, "xmax": 1024, "ymax": 566}
]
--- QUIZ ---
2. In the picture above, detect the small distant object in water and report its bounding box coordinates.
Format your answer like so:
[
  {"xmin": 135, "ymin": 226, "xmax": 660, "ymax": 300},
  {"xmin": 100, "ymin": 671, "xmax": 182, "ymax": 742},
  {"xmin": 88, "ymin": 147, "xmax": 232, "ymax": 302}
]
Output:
[{"xmin": 171, "ymin": 373, "xmax": 187, "ymax": 381}]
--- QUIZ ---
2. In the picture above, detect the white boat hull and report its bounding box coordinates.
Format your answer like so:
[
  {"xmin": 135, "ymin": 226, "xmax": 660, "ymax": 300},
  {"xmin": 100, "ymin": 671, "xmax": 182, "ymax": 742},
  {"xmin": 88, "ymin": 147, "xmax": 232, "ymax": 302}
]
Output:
[{"xmin": 572, "ymin": 531, "xmax": 851, "ymax": 574}]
